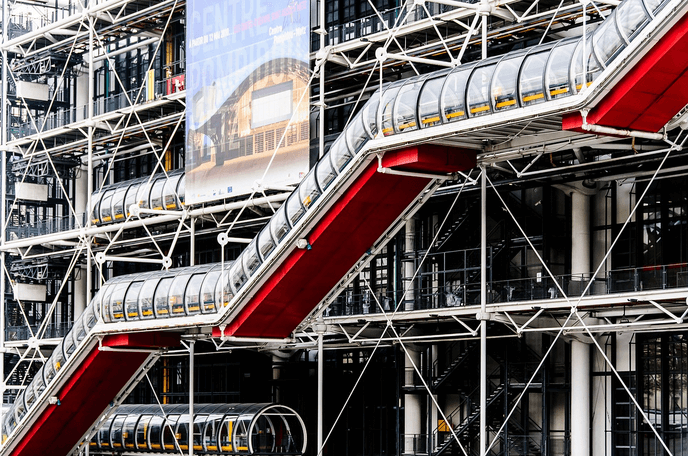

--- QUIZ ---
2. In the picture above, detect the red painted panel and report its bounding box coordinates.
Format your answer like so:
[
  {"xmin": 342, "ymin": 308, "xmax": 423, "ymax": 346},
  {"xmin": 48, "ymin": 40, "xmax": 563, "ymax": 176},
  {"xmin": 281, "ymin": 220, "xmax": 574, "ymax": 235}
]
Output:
[
  {"xmin": 11, "ymin": 333, "xmax": 180, "ymax": 456},
  {"xmin": 215, "ymin": 146, "xmax": 476, "ymax": 338},
  {"xmin": 562, "ymin": 11, "xmax": 688, "ymax": 133}
]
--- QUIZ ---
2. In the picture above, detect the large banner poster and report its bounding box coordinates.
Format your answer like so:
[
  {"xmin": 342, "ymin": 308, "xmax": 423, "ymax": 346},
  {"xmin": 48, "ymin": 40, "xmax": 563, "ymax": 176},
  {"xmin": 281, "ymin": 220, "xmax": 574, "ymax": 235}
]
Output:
[{"xmin": 186, "ymin": 0, "xmax": 310, "ymax": 204}]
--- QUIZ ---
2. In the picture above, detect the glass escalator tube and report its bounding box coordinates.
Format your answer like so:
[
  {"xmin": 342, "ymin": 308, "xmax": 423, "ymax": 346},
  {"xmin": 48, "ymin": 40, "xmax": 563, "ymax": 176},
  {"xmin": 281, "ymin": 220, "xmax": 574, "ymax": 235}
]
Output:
[
  {"xmin": 124, "ymin": 280, "xmax": 144, "ymax": 320},
  {"xmin": 378, "ymin": 80, "xmax": 406, "ymax": 137},
  {"xmin": 571, "ymin": 33, "xmax": 604, "ymax": 94},
  {"xmin": 466, "ymin": 57, "xmax": 500, "ymax": 117},
  {"xmin": 111, "ymin": 184, "xmax": 128, "ymax": 222},
  {"xmin": 256, "ymin": 223, "xmax": 277, "ymax": 263},
  {"xmin": 298, "ymin": 168, "xmax": 322, "ymax": 212},
  {"xmin": 200, "ymin": 265, "xmax": 223, "ymax": 313},
  {"xmin": 185, "ymin": 271, "xmax": 206, "ymax": 315},
  {"xmin": 169, "ymin": 272, "xmax": 193, "ymax": 317},
  {"xmin": 440, "ymin": 64, "xmax": 475, "ymax": 123},
  {"xmin": 154, "ymin": 276, "xmax": 174, "ymax": 318},
  {"xmin": 149, "ymin": 176, "xmax": 167, "ymax": 212},
  {"xmin": 616, "ymin": 0, "xmax": 652, "ymax": 41},
  {"xmin": 138, "ymin": 276, "xmax": 159, "ymax": 319},
  {"xmin": 242, "ymin": 240, "xmax": 262, "ymax": 278},
  {"xmin": 99, "ymin": 188, "xmax": 115, "ymax": 224},
  {"xmin": 91, "ymin": 190, "xmax": 105, "ymax": 225},
  {"xmin": 123, "ymin": 179, "xmax": 142, "ymax": 219},
  {"xmin": 519, "ymin": 43, "xmax": 555, "ymax": 107},
  {"xmin": 162, "ymin": 173, "xmax": 183, "ymax": 210},
  {"xmin": 228, "ymin": 258, "xmax": 247, "ymax": 297}
]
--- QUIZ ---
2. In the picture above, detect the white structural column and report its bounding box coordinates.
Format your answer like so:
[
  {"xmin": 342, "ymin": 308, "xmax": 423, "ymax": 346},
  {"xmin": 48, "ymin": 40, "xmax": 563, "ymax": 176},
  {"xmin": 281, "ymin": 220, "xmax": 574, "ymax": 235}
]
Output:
[
  {"xmin": 571, "ymin": 188, "xmax": 592, "ymax": 281},
  {"xmin": 0, "ymin": 0, "xmax": 8, "ymax": 431},
  {"xmin": 404, "ymin": 218, "xmax": 415, "ymax": 311},
  {"xmin": 571, "ymin": 341, "xmax": 590, "ymax": 456},
  {"xmin": 188, "ymin": 339, "xmax": 195, "ymax": 456},
  {"xmin": 74, "ymin": 167, "xmax": 89, "ymax": 317},
  {"xmin": 404, "ymin": 348, "xmax": 422, "ymax": 454}
]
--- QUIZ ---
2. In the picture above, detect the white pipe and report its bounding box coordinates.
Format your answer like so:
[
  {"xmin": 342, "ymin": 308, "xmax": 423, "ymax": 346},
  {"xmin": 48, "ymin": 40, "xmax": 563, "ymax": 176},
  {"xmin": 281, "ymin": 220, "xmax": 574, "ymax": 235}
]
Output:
[
  {"xmin": 581, "ymin": 121, "xmax": 664, "ymax": 140},
  {"xmin": 571, "ymin": 341, "xmax": 590, "ymax": 456},
  {"xmin": 479, "ymin": 167, "xmax": 487, "ymax": 456},
  {"xmin": 0, "ymin": 0, "xmax": 8, "ymax": 433},
  {"xmin": 93, "ymin": 37, "xmax": 159, "ymax": 63},
  {"xmin": 377, "ymin": 166, "xmax": 451, "ymax": 180},
  {"xmin": 189, "ymin": 340, "xmax": 195, "ymax": 456}
]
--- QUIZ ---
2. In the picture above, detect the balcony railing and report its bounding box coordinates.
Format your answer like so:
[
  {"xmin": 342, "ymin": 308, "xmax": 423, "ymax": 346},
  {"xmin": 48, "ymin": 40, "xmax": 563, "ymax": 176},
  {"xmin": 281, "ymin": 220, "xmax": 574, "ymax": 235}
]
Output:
[{"xmin": 5, "ymin": 323, "xmax": 72, "ymax": 342}]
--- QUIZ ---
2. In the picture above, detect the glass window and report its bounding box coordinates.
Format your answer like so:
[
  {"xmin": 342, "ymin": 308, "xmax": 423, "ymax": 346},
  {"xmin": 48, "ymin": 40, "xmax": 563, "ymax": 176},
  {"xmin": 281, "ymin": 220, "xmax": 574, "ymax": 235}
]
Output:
[
  {"xmin": 519, "ymin": 50, "xmax": 549, "ymax": 106},
  {"xmin": 643, "ymin": 0, "xmax": 665, "ymax": 15},
  {"xmin": 148, "ymin": 416, "xmax": 165, "ymax": 450},
  {"xmin": 299, "ymin": 169, "xmax": 321, "ymax": 211},
  {"xmin": 286, "ymin": 191, "xmax": 306, "ymax": 226},
  {"xmin": 163, "ymin": 174, "xmax": 183, "ymax": 210},
  {"xmin": 219, "ymin": 417, "xmax": 236, "ymax": 452},
  {"xmin": 177, "ymin": 175, "xmax": 186, "ymax": 206},
  {"xmin": 124, "ymin": 281, "xmax": 143, "ymax": 320},
  {"xmin": 467, "ymin": 63, "xmax": 497, "ymax": 117},
  {"xmin": 123, "ymin": 182, "xmax": 140, "ymax": 218},
  {"xmin": 97, "ymin": 284, "xmax": 114, "ymax": 323},
  {"xmin": 329, "ymin": 137, "xmax": 353, "ymax": 172},
  {"xmin": 136, "ymin": 415, "xmax": 152, "ymax": 449},
  {"xmin": 592, "ymin": 18, "xmax": 626, "ymax": 67},
  {"xmin": 185, "ymin": 273, "xmax": 205, "ymax": 315},
  {"xmin": 233, "ymin": 417, "xmax": 251, "ymax": 453},
  {"xmin": 97, "ymin": 417, "xmax": 114, "ymax": 449},
  {"xmin": 201, "ymin": 267, "xmax": 222, "ymax": 313},
  {"xmin": 616, "ymin": 0, "xmax": 650, "ymax": 40},
  {"xmin": 545, "ymin": 39, "xmax": 577, "ymax": 100},
  {"xmin": 492, "ymin": 55, "xmax": 524, "ymax": 112},
  {"xmin": 441, "ymin": 68, "xmax": 471, "ymax": 122},
  {"xmin": 123, "ymin": 415, "xmax": 138, "ymax": 449},
  {"xmin": 91, "ymin": 191, "xmax": 104, "ymax": 224},
  {"xmin": 163, "ymin": 416, "xmax": 179, "ymax": 451},
  {"xmin": 150, "ymin": 178, "xmax": 166, "ymax": 210},
  {"xmin": 62, "ymin": 325, "xmax": 77, "ymax": 357},
  {"xmin": 169, "ymin": 274, "xmax": 192, "ymax": 316},
  {"xmin": 136, "ymin": 181, "xmax": 153, "ymax": 210},
  {"xmin": 228, "ymin": 260, "xmax": 248, "ymax": 294},
  {"xmin": 418, "ymin": 76, "xmax": 445, "ymax": 128},
  {"xmin": 572, "ymin": 35, "xmax": 603, "ymax": 93},
  {"xmin": 216, "ymin": 264, "xmax": 234, "ymax": 308},
  {"xmin": 344, "ymin": 112, "xmax": 369, "ymax": 154},
  {"xmin": 257, "ymin": 225, "xmax": 276, "ymax": 261},
  {"xmin": 362, "ymin": 92, "xmax": 380, "ymax": 137},
  {"xmin": 393, "ymin": 78, "xmax": 424, "ymax": 133},
  {"xmin": 108, "ymin": 282, "xmax": 129, "ymax": 322},
  {"xmin": 316, "ymin": 154, "xmax": 337, "ymax": 193},
  {"xmin": 138, "ymin": 278, "xmax": 159, "ymax": 319},
  {"xmin": 154, "ymin": 277, "xmax": 173, "ymax": 318},
  {"xmin": 242, "ymin": 240, "xmax": 262, "ymax": 277},
  {"xmin": 99, "ymin": 189, "xmax": 115, "ymax": 223},
  {"xmin": 379, "ymin": 82, "xmax": 404, "ymax": 136},
  {"xmin": 111, "ymin": 186, "xmax": 127, "ymax": 222},
  {"xmin": 269, "ymin": 205, "xmax": 291, "ymax": 243}
]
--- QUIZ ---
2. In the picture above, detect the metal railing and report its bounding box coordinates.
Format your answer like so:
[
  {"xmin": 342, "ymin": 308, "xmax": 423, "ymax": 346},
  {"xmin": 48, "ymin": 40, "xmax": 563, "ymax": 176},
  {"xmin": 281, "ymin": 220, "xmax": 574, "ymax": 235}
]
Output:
[
  {"xmin": 7, "ymin": 213, "xmax": 87, "ymax": 241},
  {"xmin": 5, "ymin": 323, "xmax": 72, "ymax": 341},
  {"xmin": 402, "ymin": 434, "xmax": 428, "ymax": 455}
]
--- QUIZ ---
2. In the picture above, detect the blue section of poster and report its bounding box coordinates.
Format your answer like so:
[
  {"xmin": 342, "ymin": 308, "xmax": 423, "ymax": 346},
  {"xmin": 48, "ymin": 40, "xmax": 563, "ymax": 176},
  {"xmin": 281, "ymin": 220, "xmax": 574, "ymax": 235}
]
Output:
[{"xmin": 185, "ymin": 0, "xmax": 310, "ymax": 204}]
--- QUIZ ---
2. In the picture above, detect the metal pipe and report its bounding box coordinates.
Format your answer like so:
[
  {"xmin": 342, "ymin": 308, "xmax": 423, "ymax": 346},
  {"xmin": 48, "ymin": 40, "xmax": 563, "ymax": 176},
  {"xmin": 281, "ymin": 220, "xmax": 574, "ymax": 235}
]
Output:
[
  {"xmin": 479, "ymin": 167, "xmax": 487, "ymax": 456},
  {"xmin": 189, "ymin": 339, "xmax": 195, "ymax": 456},
  {"xmin": 0, "ymin": 0, "xmax": 9, "ymax": 432},
  {"xmin": 580, "ymin": 121, "xmax": 665, "ymax": 140},
  {"xmin": 87, "ymin": 11, "xmax": 95, "ymax": 316},
  {"xmin": 190, "ymin": 217, "xmax": 195, "ymax": 266}
]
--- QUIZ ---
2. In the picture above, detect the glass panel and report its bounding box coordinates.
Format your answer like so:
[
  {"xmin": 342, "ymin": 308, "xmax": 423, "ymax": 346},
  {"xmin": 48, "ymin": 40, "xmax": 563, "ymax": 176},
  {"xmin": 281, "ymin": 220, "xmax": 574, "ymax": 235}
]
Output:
[
  {"xmin": 617, "ymin": 0, "xmax": 651, "ymax": 40},
  {"xmin": 100, "ymin": 189, "xmax": 115, "ymax": 224},
  {"xmin": 379, "ymin": 82, "xmax": 404, "ymax": 136},
  {"xmin": 123, "ymin": 415, "xmax": 138, "ymax": 449},
  {"xmin": 23, "ymin": 381, "xmax": 36, "ymax": 411},
  {"xmin": 418, "ymin": 76, "xmax": 444, "ymax": 128},
  {"xmin": 136, "ymin": 181, "xmax": 153, "ymax": 210},
  {"xmin": 519, "ymin": 50, "xmax": 549, "ymax": 106},
  {"xmin": 82, "ymin": 304, "xmax": 98, "ymax": 330},
  {"xmin": 299, "ymin": 169, "xmax": 321, "ymax": 211},
  {"xmin": 228, "ymin": 260, "xmax": 248, "ymax": 293},
  {"xmin": 178, "ymin": 175, "xmax": 186, "ymax": 206},
  {"xmin": 269, "ymin": 205, "xmax": 291, "ymax": 243},
  {"xmin": 362, "ymin": 92, "xmax": 380, "ymax": 137},
  {"xmin": 163, "ymin": 416, "xmax": 179, "ymax": 451},
  {"xmin": 91, "ymin": 191, "xmax": 104, "ymax": 224},
  {"xmin": 233, "ymin": 417, "xmax": 251, "ymax": 454},
  {"xmin": 215, "ymin": 265, "xmax": 234, "ymax": 308},
  {"xmin": 111, "ymin": 186, "xmax": 127, "ymax": 222},
  {"xmin": 572, "ymin": 35, "xmax": 603, "ymax": 93},
  {"xmin": 138, "ymin": 277, "xmax": 160, "ymax": 319},
  {"xmin": 643, "ymin": 0, "xmax": 664, "ymax": 14},
  {"xmin": 545, "ymin": 40, "xmax": 577, "ymax": 100},
  {"xmin": 109, "ymin": 282, "xmax": 129, "ymax": 322},
  {"xmin": 169, "ymin": 273, "xmax": 192, "ymax": 316},
  {"xmin": 163, "ymin": 174, "xmax": 183, "ymax": 210},
  {"xmin": 111, "ymin": 415, "xmax": 126, "ymax": 448},
  {"xmin": 592, "ymin": 18, "xmax": 626, "ymax": 66},
  {"xmin": 286, "ymin": 191, "xmax": 306, "ymax": 226},
  {"xmin": 123, "ymin": 182, "xmax": 140, "ymax": 218},
  {"xmin": 185, "ymin": 273, "xmax": 205, "ymax": 315},
  {"xmin": 98, "ymin": 417, "xmax": 114, "ymax": 449},
  {"xmin": 124, "ymin": 281, "xmax": 143, "ymax": 320},
  {"xmin": 154, "ymin": 277, "xmax": 173, "ymax": 318},
  {"xmin": 257, "ymin": 225, "xmax": 276, "ymax": 261},
  {"xmin": 394, "ymin": 78, "xmax": 424, "ymax": 133},
  {"xmin": 62, "ymin": 326, "xmax": 76, "ymax": 357},
  {"xmin": 467, "ymin": 63, "xmax": 497, "ymax": 117},
  {"xmin": 492, "ymin": 56, "xmax": 524, "ymax": 112},
  {"xmin": 219, "ymin": 418, "xmax": 235, "ymax": 452},
  {"xmin": 97, "ymin": 284, "xmax": 114, "ymax": 323},
  {"xmin": 316, "ymin": 154, "xmax": 337, "ymax": 192},
  {"xmin": 242, "ymin": 240, "xmax": 262, "ymax": 277},
  {"xmin": 329, "ymin": 137, "xmax": 353, "ymax": 172},
  {"xmin": 345, "ymin": 112, "xmax": 369, "ymax": 154},
  {"xmin": 201, "ymin": 268, "xmax": 222, "ymax": 313},
  {"xmin": 150, "ymin": 178, "xmax": 166, "ymax": 210},
  {"xmin": 149, "ymin": 416, "xmax": 165, "ymax": 450},
  {"xmin": 136, "ymin": 415, "xmax": 152, "ymax": 449},
  {"xmin": 441, "ymin": 68, "xmax": 471, "ymax": 122},
  {"xmin": 73, "ymin": 312, "xmax": 88, "ymax": 342}
]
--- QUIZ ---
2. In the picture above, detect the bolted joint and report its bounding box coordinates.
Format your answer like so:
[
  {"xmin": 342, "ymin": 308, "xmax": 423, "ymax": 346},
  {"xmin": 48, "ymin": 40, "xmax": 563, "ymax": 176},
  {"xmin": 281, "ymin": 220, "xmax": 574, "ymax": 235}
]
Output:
[{"xmin": 475, "ymin": 311, "xmax": 493, "ymax": 321}]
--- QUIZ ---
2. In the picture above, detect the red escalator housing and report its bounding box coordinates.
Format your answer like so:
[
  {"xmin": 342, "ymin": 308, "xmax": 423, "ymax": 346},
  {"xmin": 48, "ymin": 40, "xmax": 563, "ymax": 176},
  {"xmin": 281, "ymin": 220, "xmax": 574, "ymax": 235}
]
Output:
[
  {"xmin": 214, "ymin": 145, "xmax": 476, "ymax": 339},
  {"xmin": 11, "ymin": 332, "xmax": 180, "ymax": 456},
  {"xmin": 563, "ymin": 11, "xmax": 688, "ymax": 133}
]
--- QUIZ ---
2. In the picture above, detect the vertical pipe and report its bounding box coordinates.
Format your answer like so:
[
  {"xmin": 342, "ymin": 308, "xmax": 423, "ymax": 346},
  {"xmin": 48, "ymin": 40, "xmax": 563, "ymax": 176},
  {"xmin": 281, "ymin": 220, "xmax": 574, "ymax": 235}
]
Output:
[
  {"xmin": 404, "ymin": 218, "xmax": 415, "ymax": 311},
  {"xmin": 571, "ymin": 341, "xmax": 590, "ymax": 456},
  {"xmin": 481, "ymin": 8, "xmax": 487, "ymax": 60},
  {"xmin": 189, "ymin": 339, "xmax": 195, "ymax": 456},
  {"xmin": 86, "ymin": 13, "xmax": 94, "ymax": 307},
  {"xmin": 189, "ymin": 217, "xmax": 195, "ymax": 266},
  {"xmin": 318, "ymin": 0, "xmax": 325, "ymax": 159},
  {"xmin": 0, "ymin": 0, "xmax": 8, "ymax": 429},
  {"xmin": 317, "ymin": 328, "xmax": 324, "ymax": 455},
  {"xmin": 480, "ymin": 167, "xmax": 487, "ymax": 456}
]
